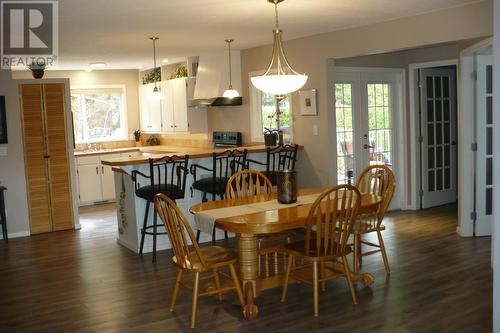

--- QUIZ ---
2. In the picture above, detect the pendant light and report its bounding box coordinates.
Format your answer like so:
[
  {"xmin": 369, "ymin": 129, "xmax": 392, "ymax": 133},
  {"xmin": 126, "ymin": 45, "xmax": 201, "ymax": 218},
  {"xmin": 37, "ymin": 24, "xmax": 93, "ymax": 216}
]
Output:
[
  {"xmin": 223, "ymin": 39, "xmax": 240, "ymax": 98},
  {"xmin": 250, "ymin": 0, "xmax": 308, "ymax": 95},
  {"xmin": 149, "ymin": 36, "xmax": 164, "ymax": 100}
]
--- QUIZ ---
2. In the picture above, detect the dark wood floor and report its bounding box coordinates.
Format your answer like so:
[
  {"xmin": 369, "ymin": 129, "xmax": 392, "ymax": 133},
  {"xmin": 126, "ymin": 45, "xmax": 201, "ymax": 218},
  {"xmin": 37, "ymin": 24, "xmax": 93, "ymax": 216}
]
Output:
[{"xmin": 0, "ymin": 204, "xmax": 492, "ymax": 332}]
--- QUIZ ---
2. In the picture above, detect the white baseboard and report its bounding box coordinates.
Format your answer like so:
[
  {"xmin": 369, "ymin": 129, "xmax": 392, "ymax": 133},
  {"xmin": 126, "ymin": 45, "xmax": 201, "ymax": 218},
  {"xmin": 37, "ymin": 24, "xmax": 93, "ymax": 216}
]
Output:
[
  {"xmin": 116, "ymin": 237, "xmax": 139, "ymax": 253},
  {"xmin": 74, "ymin": 223, "xmax": 82, "ymax": 230},
  {"xmin": 4, "ymin": 230, "xmax": 30, "ymax": 240}
]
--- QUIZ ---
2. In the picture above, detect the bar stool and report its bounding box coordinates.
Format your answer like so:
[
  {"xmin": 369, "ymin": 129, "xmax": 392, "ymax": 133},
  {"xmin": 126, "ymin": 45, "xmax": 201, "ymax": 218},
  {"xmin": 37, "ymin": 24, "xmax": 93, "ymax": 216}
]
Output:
[
  {"xmin": 132, "ymin": 155, "xmax": 189, "ymax": 262},
  {"xmin": 246, "ymin": 144, "xmax": 298, "ymax": 185},
  {"xmin": 0, "ymin": 186, "xmax": 7, "ymax": 242},
  {"xmin": 190, "ymin": 149, "xmax": 247, "ymax": 244}
]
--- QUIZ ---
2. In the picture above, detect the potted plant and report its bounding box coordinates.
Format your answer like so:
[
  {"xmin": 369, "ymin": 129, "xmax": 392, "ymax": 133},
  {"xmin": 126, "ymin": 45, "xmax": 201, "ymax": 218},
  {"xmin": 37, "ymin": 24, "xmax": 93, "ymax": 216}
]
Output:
[
  {"xmin": 27, "ymin": 60, "xmax": 46, "ymax": 79},
  {"xmin": 133, "ymin": 129, "xmax": 142, "ymax": 147}
]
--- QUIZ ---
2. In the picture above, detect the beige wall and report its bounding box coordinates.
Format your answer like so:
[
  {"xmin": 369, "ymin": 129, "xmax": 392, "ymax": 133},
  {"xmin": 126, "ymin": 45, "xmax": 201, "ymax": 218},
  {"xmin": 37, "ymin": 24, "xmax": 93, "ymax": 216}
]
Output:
[
  {"xmin": 236, "ymin": 0, "xmax": 493, "ymax": 188},
  {"xmin": 13, "ymin": 69, "xmax": 141, "ymax": 140}
]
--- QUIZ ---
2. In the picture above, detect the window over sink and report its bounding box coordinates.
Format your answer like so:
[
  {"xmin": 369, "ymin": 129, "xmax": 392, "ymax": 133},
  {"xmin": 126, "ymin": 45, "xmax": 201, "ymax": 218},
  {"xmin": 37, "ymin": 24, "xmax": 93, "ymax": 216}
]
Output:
[{"xmin": 71, "ymin": 86, "xmax": 127, "ymax": 143}]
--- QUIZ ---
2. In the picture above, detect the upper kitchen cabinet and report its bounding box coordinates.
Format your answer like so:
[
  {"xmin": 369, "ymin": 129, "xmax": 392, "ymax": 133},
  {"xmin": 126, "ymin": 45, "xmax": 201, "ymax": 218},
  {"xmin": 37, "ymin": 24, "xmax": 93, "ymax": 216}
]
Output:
[
  {"xmin": 139, "ymin": 82, "xmax": 162, "ymax": 132},
  {"xmin": 139, "ymin": 77, "xmax": 207, "ymax": 134}
]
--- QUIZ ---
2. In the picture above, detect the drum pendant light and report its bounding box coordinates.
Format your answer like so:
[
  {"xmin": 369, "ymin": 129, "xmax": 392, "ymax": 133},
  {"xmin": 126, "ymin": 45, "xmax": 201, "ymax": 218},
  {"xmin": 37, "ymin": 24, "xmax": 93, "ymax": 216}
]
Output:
[{"xmin": 250, "ymin": 0, "xmax": 308, "ymax": 95}]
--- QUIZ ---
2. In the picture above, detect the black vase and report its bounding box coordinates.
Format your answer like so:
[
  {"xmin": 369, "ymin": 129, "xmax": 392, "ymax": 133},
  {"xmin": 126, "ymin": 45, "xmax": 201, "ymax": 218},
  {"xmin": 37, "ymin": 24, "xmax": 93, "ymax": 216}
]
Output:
[
  {"xmin": 264, "ymin": 133, "xmax": 277, "ymax": 146},
  {"xmin": 31, "ymin": 69, "xmax": 44, "ymax": 79},
  {"xmin": 277, "ymin": 170, "xmax": 297, "ymax": 204}
]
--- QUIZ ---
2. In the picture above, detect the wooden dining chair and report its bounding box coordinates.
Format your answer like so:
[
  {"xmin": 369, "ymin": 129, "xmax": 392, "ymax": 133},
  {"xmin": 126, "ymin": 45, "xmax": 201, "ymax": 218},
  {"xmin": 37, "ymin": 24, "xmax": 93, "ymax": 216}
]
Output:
[
  {"xmin": 226, "ymin": 170, "xmax": 294, "ymax": 278},
  {"xmin": 352, "ymin": 165, "xmax": 395, "ymax": 274},
  {"xmin": 281, "ymin": 185, "xmax": 361, "ymax": 316},
  {"xmin": 154, "ymin": 193, "xmax": 244, "ymax": 328}
]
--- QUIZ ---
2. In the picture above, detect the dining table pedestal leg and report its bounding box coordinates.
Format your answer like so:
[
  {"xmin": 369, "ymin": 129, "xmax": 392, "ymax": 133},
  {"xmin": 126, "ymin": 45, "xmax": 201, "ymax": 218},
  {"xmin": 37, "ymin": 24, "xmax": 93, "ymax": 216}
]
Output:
[{"xmin": 238, "ymin": 233, "xmax": 259, "ymax": 319}]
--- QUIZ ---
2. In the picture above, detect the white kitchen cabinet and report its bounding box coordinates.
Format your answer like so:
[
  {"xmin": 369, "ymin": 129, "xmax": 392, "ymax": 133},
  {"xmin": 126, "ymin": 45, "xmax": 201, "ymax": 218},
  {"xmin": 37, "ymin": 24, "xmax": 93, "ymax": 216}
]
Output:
[
  {"xmin": 77, "ymin": 164, "xmax": 102, "ymax": 203},
  {"xmin": 76, "ymin": 153, "xmax": 121, "ymax": 205},
  {"xmin": 161, "ymin": 78, "xmax": 188, "ymax": 132},
  {"xmin": 139, "ymin": 83, "xmax": 162, "ymax": 132}
]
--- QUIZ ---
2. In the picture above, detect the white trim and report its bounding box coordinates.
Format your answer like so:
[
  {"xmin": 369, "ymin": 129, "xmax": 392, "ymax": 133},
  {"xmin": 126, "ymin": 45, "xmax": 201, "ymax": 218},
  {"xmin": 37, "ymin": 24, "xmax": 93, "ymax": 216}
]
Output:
[
  {"xmin": 408, "ymin": 59, "xmax": 458, "ymax": 210},
  {"xmin": 4, "ymin": 231, "xmax": 30, "ymax": 239},
  {"xmin": 71, "ymin": 84, "xmax": 129, "ymax": 144}
]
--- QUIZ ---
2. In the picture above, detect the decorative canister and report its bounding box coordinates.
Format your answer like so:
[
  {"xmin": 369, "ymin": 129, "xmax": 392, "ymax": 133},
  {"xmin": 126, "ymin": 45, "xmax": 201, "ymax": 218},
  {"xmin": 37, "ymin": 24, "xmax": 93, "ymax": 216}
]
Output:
[{"xmin": 277, "ymin": 169, "xmax": 297, "ymax": 204}]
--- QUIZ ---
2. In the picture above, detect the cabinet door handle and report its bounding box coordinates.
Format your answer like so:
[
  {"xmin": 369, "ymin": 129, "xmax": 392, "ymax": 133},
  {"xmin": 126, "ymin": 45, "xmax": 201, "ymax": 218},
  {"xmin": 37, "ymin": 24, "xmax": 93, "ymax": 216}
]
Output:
[
  {"xmin": 101, "ymin": 166, "xmax": 104, "ymax": 174},
  {"xmin": 96, "ymin": 166, "xmax": 99, "ymax": 174}
]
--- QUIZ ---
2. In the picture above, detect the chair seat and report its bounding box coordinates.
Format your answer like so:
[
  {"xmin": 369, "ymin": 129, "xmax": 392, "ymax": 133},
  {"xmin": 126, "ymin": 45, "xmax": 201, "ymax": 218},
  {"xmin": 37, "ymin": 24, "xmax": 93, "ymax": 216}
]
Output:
[
  {"xmin": 192, "ymin": 177, "xmax": 228, "ymax": 195},
  {"xmin": 173, "ymin": 245, "xmax": 238, "ymax": 271},
  {"xmin": 352, "ymin": 220, "xmax": 386, "ymax": 234},
  {"xmin": 136, "ymin": 184, "xmax": 184, "ymax": 202},
  {"xmin": 285, "ymin": 239, "xmax": 352, "ymax": 259}
]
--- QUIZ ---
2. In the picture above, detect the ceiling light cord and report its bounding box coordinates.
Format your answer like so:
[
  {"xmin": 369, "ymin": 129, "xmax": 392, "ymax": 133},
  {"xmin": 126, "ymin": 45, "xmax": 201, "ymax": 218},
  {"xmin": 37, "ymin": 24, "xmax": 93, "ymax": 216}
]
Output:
[{"xmin": 226, "ymin": 39, "xmax": 233, "ymax": 89}]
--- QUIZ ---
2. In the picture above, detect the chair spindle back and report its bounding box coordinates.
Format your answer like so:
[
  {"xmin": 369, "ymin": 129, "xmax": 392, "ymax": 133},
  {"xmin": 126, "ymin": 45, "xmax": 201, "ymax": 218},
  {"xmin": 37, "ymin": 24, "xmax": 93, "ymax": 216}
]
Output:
[
  {"xmin": 154, "ymin": 193, "xmax": 206, "ymax": 270},
  {"xmin": 267, "ymin": 144, "xmax": 299, "ymax": 174},
  {"xmin": 226, "ymin": 169, "xmax": 273, "ymax": 199},
  {"xmin": 304, "ymin": 185, "xmax": 361, "ymax": 257},
  {"xmin": 355, "ymin": 165, "xmax": 395, "ymax": 223}
]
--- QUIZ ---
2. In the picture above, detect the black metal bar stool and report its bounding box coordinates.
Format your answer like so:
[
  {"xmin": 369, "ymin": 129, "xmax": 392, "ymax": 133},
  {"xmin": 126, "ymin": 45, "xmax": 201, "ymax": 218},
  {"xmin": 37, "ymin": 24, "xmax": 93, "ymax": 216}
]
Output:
[
  {"xmin": 132, "ymin": 155, "xmax": 189, "ymax": 262},
  {"xmin": 246, "ymin": 144, "xmax": 299, "ymax": 185},
  {"xmin": 0, "ymin": 186, "xmax": 7, "ymax": 242},
  {"xmin": 190, "ymin": 149, "xmax": 247, "ymax": 244}
]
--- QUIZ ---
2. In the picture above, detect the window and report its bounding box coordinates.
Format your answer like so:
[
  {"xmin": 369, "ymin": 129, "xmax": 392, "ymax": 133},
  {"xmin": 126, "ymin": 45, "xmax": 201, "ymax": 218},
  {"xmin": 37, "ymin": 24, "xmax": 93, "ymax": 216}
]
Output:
[
  {"xmin": 335, "ymin": 83, "xmax": 354, "ymax": 184},
  {"xmin": 71, "ymin": 86, "xmax": 127, "ymax": 143},
  {"xmin": 250, "ymin": 82, "xmax": 293, "ymax": 142}
]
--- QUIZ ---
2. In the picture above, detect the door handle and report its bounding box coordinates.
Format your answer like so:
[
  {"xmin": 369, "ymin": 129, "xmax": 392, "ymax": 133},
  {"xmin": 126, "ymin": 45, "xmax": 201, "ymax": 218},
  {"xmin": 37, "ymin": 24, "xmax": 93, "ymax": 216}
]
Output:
[
  {"xmin": 101, "ymin": 166, "xmax": 104, "ymax": 174},
  {"xmin": 363, "ymin": 144, "xmax": 374, "ymax": 149},
  {"xmin": 96, "ymin": 166, "xmax": 99, "ymax": 174},
  {"xmin": 43, "ymin": 155, "xmax": 50, "ymax": 159}
]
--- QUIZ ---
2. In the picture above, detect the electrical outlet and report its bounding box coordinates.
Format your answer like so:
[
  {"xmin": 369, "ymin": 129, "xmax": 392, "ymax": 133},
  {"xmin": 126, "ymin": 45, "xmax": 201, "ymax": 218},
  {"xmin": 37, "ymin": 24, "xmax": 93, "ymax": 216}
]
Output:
[{"xmin": 313, "ymin": 125, "xmax": 318, "ymax": 136}]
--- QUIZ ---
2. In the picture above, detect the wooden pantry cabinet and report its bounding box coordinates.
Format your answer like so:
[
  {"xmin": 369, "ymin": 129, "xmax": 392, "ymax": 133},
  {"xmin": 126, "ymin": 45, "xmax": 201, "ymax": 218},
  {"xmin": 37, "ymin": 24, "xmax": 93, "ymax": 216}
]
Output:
[{"xmin": 19, "ymin": 83, "xmax": 74, "ymax": 234}]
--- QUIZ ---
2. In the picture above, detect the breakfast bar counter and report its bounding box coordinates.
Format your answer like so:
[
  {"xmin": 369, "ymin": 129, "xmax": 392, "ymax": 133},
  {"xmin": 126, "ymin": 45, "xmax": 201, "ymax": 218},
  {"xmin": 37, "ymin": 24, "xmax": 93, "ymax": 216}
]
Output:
[{"xmin": 100, "ymin": 144, "xmax": 302, "ymax": 254}]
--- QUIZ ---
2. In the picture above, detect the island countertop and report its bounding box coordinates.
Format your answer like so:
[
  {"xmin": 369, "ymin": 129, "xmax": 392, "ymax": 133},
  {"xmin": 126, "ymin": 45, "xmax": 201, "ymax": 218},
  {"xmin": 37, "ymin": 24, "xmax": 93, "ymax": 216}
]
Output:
[{"xmin": 100, "ymin": 144, "xmax": 303, "ymax": 167}]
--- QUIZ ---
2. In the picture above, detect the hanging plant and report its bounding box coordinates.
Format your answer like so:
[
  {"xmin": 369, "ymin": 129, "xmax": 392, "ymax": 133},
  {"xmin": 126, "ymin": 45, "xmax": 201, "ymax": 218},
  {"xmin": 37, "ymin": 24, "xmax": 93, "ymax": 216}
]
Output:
[
  {"xmin": 169, "ymin": 65, "xmax": 188, "ymax": 79},
  {"xmin": 142, "ymin": 67, "xmax": 161, "ymax": 85}
]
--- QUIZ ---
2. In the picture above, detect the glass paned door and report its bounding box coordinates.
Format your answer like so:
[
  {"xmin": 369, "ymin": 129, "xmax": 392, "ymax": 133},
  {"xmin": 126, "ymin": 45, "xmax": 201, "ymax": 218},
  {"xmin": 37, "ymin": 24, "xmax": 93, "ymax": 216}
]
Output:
[
  {"xmin": 334, "ymin": 69, "xmax": 401, "ymax": 210},
  {"xmin": 475, "ymin": 54, "xmax": 493, "ymax": 236},
  {"xmin": 335, "ymin": 83, "xmax": 354, "ymax": 184},
  {"xmin": 419, "ymin": 68, "xmax": 457, "ymax": 209}
]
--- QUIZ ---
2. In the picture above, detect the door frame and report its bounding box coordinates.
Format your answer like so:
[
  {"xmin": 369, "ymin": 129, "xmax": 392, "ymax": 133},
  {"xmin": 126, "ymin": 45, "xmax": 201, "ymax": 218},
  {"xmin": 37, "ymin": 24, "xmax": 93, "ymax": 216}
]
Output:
[
  {"xmin": 408, "ymin": 59, "xmax": 458, "ymax": 211},
  {"xmin": 328, "ymin": 65, "xmax": 407, "ymax": 210},
  {"xmin": 458, "ymin": 37, "xmax": 493, "ymax": 237}
]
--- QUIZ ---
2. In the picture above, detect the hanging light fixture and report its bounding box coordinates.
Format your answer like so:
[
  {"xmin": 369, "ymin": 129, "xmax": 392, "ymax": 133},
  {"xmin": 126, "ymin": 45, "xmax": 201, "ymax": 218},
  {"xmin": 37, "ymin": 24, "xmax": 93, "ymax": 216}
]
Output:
[
  {"xmin": 250, "ymin": 0, "xmax": 308, "ymax": 95},
  {"xmin": 149, "ymin": 36, "xmax": 164, "ymax": 100},
  {"xmin": 223, "ymin": 39, "xmax": 240, "ymax": 98}
]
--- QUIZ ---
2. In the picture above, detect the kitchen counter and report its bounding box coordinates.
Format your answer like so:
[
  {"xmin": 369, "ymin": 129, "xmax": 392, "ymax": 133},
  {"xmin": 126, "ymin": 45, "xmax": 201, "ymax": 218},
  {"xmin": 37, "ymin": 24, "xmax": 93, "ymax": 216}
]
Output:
[
  {"xmin": 74, "ymin": 147, "xmax": 140, "ymax": 157},
  {"xmin": 100, "ymin": 144, "xmax": 302, "ymax": 166}
]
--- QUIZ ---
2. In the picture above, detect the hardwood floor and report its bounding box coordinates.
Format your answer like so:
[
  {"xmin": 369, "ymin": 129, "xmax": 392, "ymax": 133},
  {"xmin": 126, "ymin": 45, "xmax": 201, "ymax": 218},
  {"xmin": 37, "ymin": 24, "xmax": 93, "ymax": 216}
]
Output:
[{"xmin": 0, "ymin": 204, "xmax": 492, "ymax": 332}]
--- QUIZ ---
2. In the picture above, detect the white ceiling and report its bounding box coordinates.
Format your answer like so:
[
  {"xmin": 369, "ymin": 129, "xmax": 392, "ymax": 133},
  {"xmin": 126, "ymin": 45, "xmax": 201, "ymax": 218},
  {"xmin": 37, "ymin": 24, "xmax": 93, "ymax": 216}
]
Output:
[{"xmin": 54, "ymin": 0, "xmax": 480, "ymax": 70}]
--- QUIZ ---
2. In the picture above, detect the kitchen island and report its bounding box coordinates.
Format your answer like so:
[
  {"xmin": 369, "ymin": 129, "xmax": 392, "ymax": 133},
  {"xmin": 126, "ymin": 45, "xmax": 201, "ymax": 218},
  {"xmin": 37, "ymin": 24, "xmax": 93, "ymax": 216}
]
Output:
[{"xmin": 101, "ymin": 144, "xmax": 302, "ymax": 253}]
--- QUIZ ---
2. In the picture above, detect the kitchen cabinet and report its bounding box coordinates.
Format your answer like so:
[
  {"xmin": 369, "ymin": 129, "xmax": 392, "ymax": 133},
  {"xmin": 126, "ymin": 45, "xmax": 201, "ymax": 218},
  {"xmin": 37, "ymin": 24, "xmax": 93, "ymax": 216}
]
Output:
[
  {"xmin": 139, "ymin": 82, "xmax": 162, "ymax": 132},
  {"xmin": 20, "ymin": 83, "xmax": 74, "ymax": 234},
  {"xmin": 161, "ymin": 78, "xmax": 188, "ymax": 132},
  {"xmin": 139, "ymin": 78, "xmax": 207, "ymax": 134},
  {"xmin": 76, "ymin": 153, "xmax": 122, "ymax": 205}
]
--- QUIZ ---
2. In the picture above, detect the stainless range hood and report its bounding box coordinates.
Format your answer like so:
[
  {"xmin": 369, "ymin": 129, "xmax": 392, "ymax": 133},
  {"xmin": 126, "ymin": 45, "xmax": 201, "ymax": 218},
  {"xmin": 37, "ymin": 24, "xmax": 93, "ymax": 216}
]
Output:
[{"xmin": 190, "ymin": 51, "xmax": 243, "ymax": 107}]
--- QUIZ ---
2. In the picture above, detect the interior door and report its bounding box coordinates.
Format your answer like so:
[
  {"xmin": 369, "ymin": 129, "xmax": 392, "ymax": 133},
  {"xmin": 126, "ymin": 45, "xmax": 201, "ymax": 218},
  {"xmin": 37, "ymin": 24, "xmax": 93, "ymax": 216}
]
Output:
[
  {"xmin": 20, "ymin": 84, "xmax": 52, "ymax": 233},
  {"xmin": 334, "ymin": 69, "xmax": 401, "ymax": 209},
  {"xmin": 475, "ymin": 54, "xmax": 493, "ymax": 236},
  {"xmin": 419, "ymin": 68, "xmax": 457, "ymax": 208}
]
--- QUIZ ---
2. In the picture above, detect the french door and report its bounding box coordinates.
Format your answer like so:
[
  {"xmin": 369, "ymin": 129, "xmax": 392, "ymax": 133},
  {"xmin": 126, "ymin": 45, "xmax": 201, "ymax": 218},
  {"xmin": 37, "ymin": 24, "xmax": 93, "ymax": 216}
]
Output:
[
  {"xmin": 475, "ymin": 54, "xmax": 493, "ymax": 236},
  {"xmin": 419, "ymin": 68, "xmax": 457, "ymax": 208},
  {"xmin": 334, "ymin": 69, "xmax": 402, "ymax": 208}
]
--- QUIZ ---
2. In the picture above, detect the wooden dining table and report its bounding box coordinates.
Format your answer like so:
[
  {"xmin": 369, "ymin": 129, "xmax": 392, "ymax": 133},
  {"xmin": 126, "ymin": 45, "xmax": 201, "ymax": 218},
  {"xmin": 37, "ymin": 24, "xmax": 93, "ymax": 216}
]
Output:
[{"xmin": 190, "ymin": 188, "xmax": 382, "ymax": 319}]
